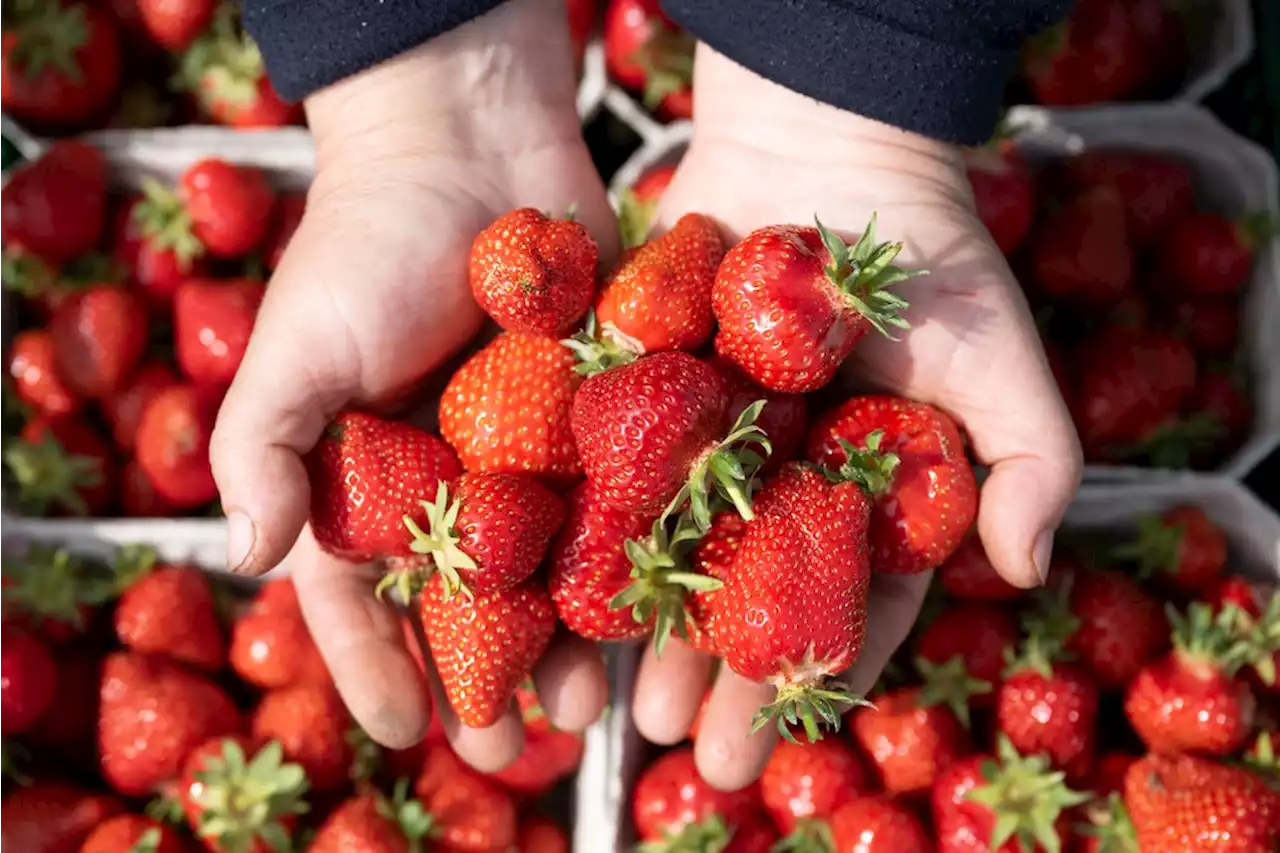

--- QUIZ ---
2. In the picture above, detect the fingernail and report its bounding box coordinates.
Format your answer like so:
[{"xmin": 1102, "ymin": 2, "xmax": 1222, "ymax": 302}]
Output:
[
  {"xmin": 226, "ymin": 510, "xmax": 256, "ymax": 573},
  {"xmin": 1032, "ymin": 530, "xmax": 1055, "ymax": 585}
]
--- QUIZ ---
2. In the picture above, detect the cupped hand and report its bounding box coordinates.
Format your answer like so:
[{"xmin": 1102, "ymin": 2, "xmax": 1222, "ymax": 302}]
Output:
[
  {"xmin": 630, "ymin": 48, "xmax": 1083, "ymax": 790},
  {"xmin": 210, "ymin": 0, "xmax": 616, "ymax": 767}
]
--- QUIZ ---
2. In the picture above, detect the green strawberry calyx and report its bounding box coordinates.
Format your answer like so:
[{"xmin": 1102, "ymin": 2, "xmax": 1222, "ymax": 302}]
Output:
[
  {"xmin": 133, "ymin": 177, "xmax": 205, "ymax": 268},
  {"xmin": 816, "ymin": 214, "xmax": 924, "ymax": 340},
  {"xmin": 373, "ymin": 778, "xmax": 438, "ymax": 845},
  {"xmin": 1003, "ymin": 588, "xmax": 1080, "ymax": 679},
  {"xmin": 392, "ymin": 480, "xmax": 480, "ymax": 602},
  {"xmin": 818, "ymin": 430, "xmax": 901, "ymax": 497},
  {"xmin": 665, "ymin": 400, "xmax": 771, "ymax": 533},
  {"xmin": 3, "ymin": 430, "xmax": 103, "ymax": 516},
  {"xmin": 1110, "ymin": 513, "xmax": 1183, "ymax": 581},
  {"xmin": 10, "ymin": 1, "xmax": 87, "ymax": 82},
  {"xmin": 966, "ymin": 736, "xmax": 1091, "ymax": 853},
  {"xmin": 110, "ymin": 543, "xmax": 160, "ymax": 592},
  {"xmin": 634, "ymin": 27, "xmax": 695, "ymax": 110},
  {"xmin": 2, "ymin": 545, "xmax": 116, "ymax": 628},
  {"xmin": 916, "ymin": 654, "xmax": 991, "ymax": 729},
  {"xmin": 1235, "ymin": 212, "xmax": 1278, "ymax": 251},
  {"xmin": 174, "ymin": 4, "xmax": 266, "ymax": 111},
  {"xmin": 611, "ymin": 511, "xmax": 720, "ymax": 658},
  {"xmin": 1076, "ymin": 793, "xmax": 1137, "ymax": 853},
  {"xmin": 1242, "ymin": 731, "xmax": 1279, "ymax": 781},
  {"xmin": 346, "ymin": 726, "xmax": 382, "ymax": 783},
  {"xmin": 1227, "ymin": 593, "xmax": 1280, "ymax": 687},
  {"xmin": 1169, "ymin": 601, "xmax": 1254, "ymax": 679},
  {"xmin": 616, "ymin": 189, "xmax": 659, "ymax": 250},
  {"xmin": 561, "ymin": 311, "xmax": 641, "ymax": 378},
  {"xmin": 1106, "ymin": 413, "xmax": 1225, "ymax": 469},
  {"xmin": 752, "ymin": 652, "xmax": 872, "ymax": 744},
  {"xmin": 1, "ymin": 248, "xmax": 58, "ymax": 299},
  {"xmin": 771, "ymin": 817, "xmax": 835, "ymax": 853},
  {"xmin": 637, "ymin": 813, "xmax": 738, "ymax": 853},
  {"xmin": 191, "ymin": 739, "xmax": 310, "ymax": 852},
  {"xmin": 126, "ymin": 827, "xmax": 163, "ymax": 853}
]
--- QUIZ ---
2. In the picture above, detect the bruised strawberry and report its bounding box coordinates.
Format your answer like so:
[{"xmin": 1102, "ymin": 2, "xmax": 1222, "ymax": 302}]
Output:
[
  {"xmin": 964, "ymin": 139, "xmax": 1034, "ymax": 255},
  {"xmin": 306, "ymin": 410, "xmax": 462, "ymax": 561},
  {"xmin": 1057, "ymin": 150, "xmax": 1195, "ymax": 246},
  {"xmin": 1, "ymin": 141, "xmax": 107, "ymax": 262},
  {"xmin": 631, "ymin": 747, "xmax": 757, "ymax": 843},
  {"xmin": 112, "ymin": 547, "xmax": 225, "ymax": 672},
  {"xmin": 263, "ymin": 193, "xmax": 305, "ymax": 270},
  {"xmin": 1156, "ymin": 211, "xmax": 1272, "ymax": 296},
  {"xmin": 937, "ymin": 534, "xmax": 1023, "ymax": 601},
  {"xmin": 7, "ymin": 415, "xmax": 113, "ymax": 515},
  {"xmin": 134, "ymin": 384, "xmax": 220, "ymax": 509},
  {"xmin": 1, "ymin": 4, "xmax": 122, "ymax": 126},
  {"xmin": 113, "ymin": 193, "xmax": 211, "ymax": 306},
  {"xmin": 179, "ymin": 736, "xmax": 309, "ymax": 852},
  {"xmin": 712, "ymin": 216, "xmax": 922, "ymax": 393},
  {"xmin": 173, "ymin": 278, "xmax": 264, "ymax": 385},
  {"xmin": 101, "ymin": 361, "xmax": 178, "ymax": 451},
  {"xmin": 49, "ymin": 283, "xmax": 148, "ymax": 399},
  {"xmin": 1030, "ymin": 185, "xmax": 1133, "ymax": 307},
  {"xmin": 7, "ymin": 328, "xmax": 79, "ymax": 417},
  {"xmin": 806, "ymin": 395, "xmax": 976, "ymax": 575}
]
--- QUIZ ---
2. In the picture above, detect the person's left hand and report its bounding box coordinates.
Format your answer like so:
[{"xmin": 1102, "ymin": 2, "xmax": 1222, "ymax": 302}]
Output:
[{"xmin": 629, "ymin": 46, "xmax": 1083, "ymax": 791}]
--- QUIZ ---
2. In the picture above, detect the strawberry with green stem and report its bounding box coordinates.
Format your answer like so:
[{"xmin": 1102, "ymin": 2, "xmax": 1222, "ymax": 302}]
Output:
[
  {"xmin": 5, "ymin": 415, "xmax": 112, "ymax": 516},
  {"xmin": 616, "ymin": 163, "xmax": 677, "ymax": 250},
  {"xmin": 111, "ymin": 544, "xmax": 226, "ymax": 672},
  {"xmin": 1112, "ymin": 505, "xmax": 1226, "ymax": 595},
  {"xmin": 1156, "ymin": 211, "xmax": 1275, "ymax": 296},
  {"xmin": 1074, "ymin": 793, "xmax": 1137, "ymax": 853},
  {"xmin": 631, "ymin": 746, "xmax": 758, "ymax": 845},
  {"xmin": 79, "ymin": 815, "xmax": 187, "ymax": 853},
  {"xmin": 308, "ymin": 779, "xmax": 435, "ymax": 852},
  {"xmin": 2, "ymin": 545, "xmax": 115, "ymax": 642},
  {"xmin": 1064, "ymin": 565, "xmax": 1169, "ymax": 690},
  {"xmin": 760, "ymin": 737, "xmax": 869, "ymax": 834},
  {"xmin": 180, "ymin": 736, "xmax": 310, "ymax": 852}
]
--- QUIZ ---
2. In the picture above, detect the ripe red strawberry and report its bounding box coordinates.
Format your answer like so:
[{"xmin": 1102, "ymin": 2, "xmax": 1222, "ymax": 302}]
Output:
[
  {"xmin": 1155, "ymin": 211, "xmax": 1272, "ymax": 296},
  {"xmin": 712, "ymin": 217, "xmax": 922, "ymax": 392},
  {"xmin": 179, "ymin": 736, "xmax": 309, "ymax": 853},
  {"xmin": 853, "ymin": 655, "xmax": 988, "ymax": 796},
  {"xmin": 0, "ymin": 623, "xmax": 57, "ymax": 735},
  {"xmin": 603, "ymin": 0, "xmax": 693, "ymax": 119},
  {"xmin": 1113, "ymin": 505, "xmax": 1226, "ymax": 594},
  {"xmin": 1065, "ymin": 565, "xmax": 1169, "ymax": 689},
  {"xmin": 1159, "ymin": 294, "xmax": 1239, "ymax": 359},
  {"xmin": 573, "ymin": 351, "xmax": 768, "ymax": 527},
  {"xmin": 439, "ymin": 332, "xmax": 583, "ymax": 485},
  {"xmin": 173, "ymin": 278, "xmax": 264, "ymax": 385},
  {"xmin": 382, "ymin": 473, "xmax": 564, "ymax": 599},
  {"xmin": 709, "ymin": 355, "xmax": 808, "ymax": 477},
  {"xmin": 916, "ymin": 603, "xmax": 1020, "ymax": 699},
  {"xmin": 98, "ymin": 651, "xmax": 240, "ymax": 796},
  {"xmin": 1124, "ymin": 752, "xmax": 1280, "ymax": 853},
  {"xmin": 414, "ymin": 747, "xmax": 517, "ymax": 852},
  {"xmin": 616, "ymin": 164, "xmax": 678, "ymax": 250},
  {"xmin": 101, "ymin": 362, "xmax": 178, "ymax": 451},
  {"xmin": 1209, "ymin": 575, "xmax": 1262, "ymax": 619},
  {"xmin": 1, "ymin": 545, "xmax": 111, "ymax": 643},
  {"xmin": 631, "ymin": 747, "xmax": 758, "ymax": 843},
  {"xmin": 306, "ymin": 410, "xmax": 462, "ymax": 561},
  {"xmin": 806, "ymin": 395, "xmax": 977, "ymax": 575},
  {"xmin": 419, "ymin": 575, "xmax": 556, "ymax": 728},
  {"xmin": 516, "ymin": 814, "xmax": 571, "ymax": 853},
  {"xmin": 1124, "ymin": 603, "xmax": 1257, "ymax": 756},
  {"xmin": 1, "ymin": 141, "xmax": 107, "ymax": 261},
  {"xmin": 489, "ymin": 726, "xmax": 585, "ymax": 797},
  {"xmin": 468, "ymin": 208, "xmax": 597, "ymax": 335},
  {"xmin": 120, "ymin": 458, "xmax": 178, "ymax": 517},
  {"xmin": 8, "ymin": 328, "xmax": 79, "ymax": 417},
  {"xmin": 825, "ymin": 796, "xmax": 931, "ymax": 853},
  {"xmin": 25, "ymin": 648, "xmax": 102, "ymax": 771},
  {"xmin": 175, "ymin": 11, "xmax": 300, "ymax": 128},
  {"xmin": 49, "ymin": 283, "xmax": 148, "ymax": 399},
  {"xmin": 136, "ymin": 0, "xmax": 215, "ymax": 51},
  {"xmin": 1030, "ymin": 185, "xmax": 1133, "ymax": 307},
  {"xmin": 229, "ymin": 579, "xmax": 330, "ymax": 689},
  {"xmin": 711, "ymin": 464, "xmax": 873, "ymax": 738},
  {"xmin": 134, "ymin": 384, "xmax": 221, "ymax": 509},
  {"xmin": 586, "ymin": 213, "xmax": 725, "ymax": 361},
  {"xmin": 682, "ymin": 510, "xmax": 747, "ymax": 655},
  {"xmin": 0, "ymin": 782, "xmax": 123, "ymax": 853},
  {"xmin": 179, "ymin": 159, "xmax": 276, "ymax": 258},
  {"xmin": 1180, "ymin": 370, "xmax": 1251, "ymax": 467},
  {"xmin": 1058, "ymin": 150, "xmax": 1195, "ymax": 246},
  {"xmin": 7, "ymin": 414, "xmax": 113, "ymax": 515},
  {"xmin": 309, "ymin": 785, "xmax": 434, "ymax": 853},
  {"xmin": 1021, "ymin": 0, "xmax": 1147, "ymax": 106},
  {"xmin": 112, "ymin": 547, "xmax": 225, "ymax": 672},
  {"xmin": 932, "ymin": 737, "xmax": 1090, "ymax": 853},
  {"xmin": 80, "ymin": 814, "xmax": 188, "ymax": 853},
  {"xmin": 251, "ymin": 682, "xmax": 354, "ymax": 794},
  {"xmin": 760, "ymin": 738, "xmax": 868, "ymax": 833},
  {"xmin": 964, "ymin": 139, "xmax": 1035, "ymax": 255},
  {"xmin": 113, "ymin": 193, "xmax": 211, "ymax": 307},
  {"xmin": 263, "ymin": 192, "xmax": 305, "ymax": 270},
  {"xmin": 0, "ymin": 4, "xmax": 121, "ymax": 126},
  {"xmin": 937, "ymin": 535, "xmax": 1023, "ymax": 601}
]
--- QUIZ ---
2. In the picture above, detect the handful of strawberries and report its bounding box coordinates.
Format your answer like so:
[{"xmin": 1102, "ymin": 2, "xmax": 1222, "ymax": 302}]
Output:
[{"xmin": 306, "ymin": 201, "xmax": 980, "ymax": 741}]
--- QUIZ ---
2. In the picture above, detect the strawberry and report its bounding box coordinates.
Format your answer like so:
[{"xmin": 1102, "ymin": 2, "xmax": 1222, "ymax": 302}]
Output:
[
  {"xmin": 8, "ymin": 328, "xmax": 78, "ymax": 417},
  {"xmin": 263, "ymin": 192, "xmax": 305, "ymax": 270},
  {"xmin": 112, "ymin": 546, "xmax": 225, "ymax": 672},
  {"xmin": 825, "ymin": 795, "xmax": 932, "ymax": 853},
  {"xmin": 1, "ymin": 141, "xmax": 107, "ymax": 261},
  {"xmin": 179, "ymin": 159, "xmax": 276, "ymax": 258},
  {"xmin": 964, "ymin": 139, "xmax": 1035, "ymax": 256},
  {"xmin": 1112, "ymin": 505, "xmax": 1226, "ymax": 594},
  {"xmin": 711, "ymin": 464, "xmax": 873, "ymax": 739},
  {"xmin": 308, "ymin": 784, "xmax": 434, "ymax": 853},
  {"xmin": 584, "ymin": 213, "xmax": 725, "ymax": 362},
  {"xmin": 136, "ymin": 0, "xmax": 216, "ymax": 51},
  {"xmin": 709, "ymin": 354, "xmax": 808, "ymax": 477},
  {"xmin": 1, "ymin": 545, "xmax": 112, "ymax": 642},
  {"xmin": 134, "ymin": 384, "xmax": 220, "ymax": 509},
  {"xmin": 1124, "ymin": 603, "xmax": 1256, "ymax": 756},
  {"xmin": 113, "ymin": 193, "xmax": 211, "ymax": 307},
  {"xmin": 468, "ymin": 208, "xmax": 597, "ymax": 335},
  {"xmin": 0, "ymin": 782, "xmax": 123, "ymax": 853},
  {"xmin": 916, "ymin": 602, "xmax": 1020, "ymax": 700},
  {"xmin": 101, "ymin": 362, "xmax": 178, "ymax": 451},
  {"xmin": 0, "ymin": 4, "xmax": 121, "ymax": 126},
  {"xmin": 489, "ymin": 726, "xmax": 585, "ymax": 797},
  {"xmin": 251, "ymin": 682, "xmax": 354, "ymax": 794},
  {"xmin": 49, "ymin": 283, "xmax": 148, "ymax": 399},
  {"xmin": 712, "ymin": 216, "xmax": 922, "ymax": 393},
  {"xmin": 25, "ymin": 648, "xmax": 102, "ymax": 771},
  {"xmin": 173, "ymin": 277, "xmax": 264, "ymax": 385},
  {"xmin": 0, "ymin": 623, "xmax": 57, "ymax": 736},
  {"xmin": 1182, "ymin": 370, "xmax": 1251, "ymax": 466},
  {"xmin": 1065, "ymin": 565, "xmax": 1170, "ymax": 689},
  {"xmin": 1123, "ymin": 752, "xmax": 1280, "ymax": 852},
  {"xmin": 7, "ymin": 415, "xmax": 113, "ymax": 515},
  {"xmin": 643, "ymin": 814, "xmax": 777, "ymax": 853},
  {"xmin": 439, "ymin": 332, "xmax": 583, "ymax": 485},
  {"xmin": 631, "ymin": 747, "xmax": 758, "ymax": 843},
  {"xmin": 98, "ymin": 651, "xmax": 240, "ymax": 796},
  {"xmin": 179, "ymin": 736, "xmax": 309, "ymax": 853},
  {"xmin": 806, "ymin": 395, "xmax": 977, "ymax": 575},
  {"xmin": 1075, "ymin": 792, "xmax": 1137, "ymax": 853},
  {"xmin": 1030, "ymin": 185, "xmax": 1133, "ymax": 308},
  {"xmin": 120, "ymin": 458, "xmax": 179, "ymax": 517},
  {"xmin": 1057, "ymin": 150, "xmax": 1195, "ymax": 247},
  {"xmin": 1160, "ymin": 294, "xmax": 1239, "ymax": 359},
  {"xmin": 1128, "ymin": 0, "xmax": 1190, "ymax": 95},
  {"xmin": 383, "ymin": 473, "xmax": 565, "ymax": 599},
  {"xmin": 175, "ymin": 9, "xmax": 299, "ymax": 128},
  {"xmin": 1021, "ymin": 0, "xmax": 1147, "ymax": 106},
  {"xmin": 229, "ymin": 579, "xmax": 331, "ymax": 689},
  {"xmin": 79, "ymin": 814, "xmax": 188, "ymax": 853},
  {"xmin": 419, "ymin": 575, "xmax": 557, "ymax": 728},
  {"xmin": 616, "ymin": 164, "xmax": 678, "ymax": 250},
  {"xmin": 852, "ymin": 655, "xmax": 988, "ymax": 796},
  {"xmin": 937, "ymin": 534, "xmax": 1023, "ymax": 601},
  {"xmin": 1091, "ymin": 752, "xmax": 1138, "ymax": 798},
  {"xmin": 414, "ymin": 747, "xmax": 518, "ymax": 852},
  {"xmin": 932, "ymin": 737, "xmax": 1090, "ymax": 853},
  {"xmin": 760, "ymin": 737, "xmax": 869, "ymax": 833},
  {"xmin": 516, "ymin": 814, "xmax": 571, "ymax": 853},
  {"xmin": 603, "ymin": 0, "xmax": 694, "ymax": 119},
  {"xmin": 306, "ymin": 410, "xmax": 462, "ymax": 561},
  {"xmin": 683, "ymin": 510, "xmax": 747, "ymax": 655},
  {"xmin": 1155, "ymin": 211, "xmax": 1272, "ymax": 296}
]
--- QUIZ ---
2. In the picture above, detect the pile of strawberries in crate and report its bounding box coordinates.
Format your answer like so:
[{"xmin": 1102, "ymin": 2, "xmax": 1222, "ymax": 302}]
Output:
[
  {"xmin": 2, "ymin": 141, "xmax": 291, "ymax": 517},
  {"xmin": 1, "ymin": 544, "xmax": 579, "ymax": 851},
  {"xmin": 628, "ymin": 512, "xmax": 1280, "ymax": 852},
  {"xmin": 965, "ymin": 138, "xmax": 1268, "ymax": 470}
]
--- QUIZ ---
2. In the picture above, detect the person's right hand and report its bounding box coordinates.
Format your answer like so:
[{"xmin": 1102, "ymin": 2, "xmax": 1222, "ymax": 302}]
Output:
[{"xmin": 209, "ymin": 0, "xmax": 617, "ymax": 769}]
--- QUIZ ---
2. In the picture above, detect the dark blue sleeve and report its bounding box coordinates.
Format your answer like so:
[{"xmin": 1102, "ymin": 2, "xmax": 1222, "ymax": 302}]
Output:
[{"xmin": 242, "ymin": 0, "xmax": 1070, "ymax": 145}]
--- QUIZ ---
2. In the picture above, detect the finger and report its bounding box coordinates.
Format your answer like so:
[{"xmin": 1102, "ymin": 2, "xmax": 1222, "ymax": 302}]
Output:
[
  {"xmin": 694, "ymin": 667, "xmax": 779, "ymax": 791},
  {"xmin": 841, "ymin": 572, "xmax": 933, "ymax": 697},
  {"xmin": 530, "ymin": 630, "xmax": 609, "ymax": 733},
  {"xmin": 287, "ymin": 528, "xmax": 431, "ymax": 749},
  {"xmin": 632, "ymin": 640, "xmax": 715, "ymax": 745},
  {"xmin": 429, "ymin": 674, "xmax": 527, "ymax": 774}
]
